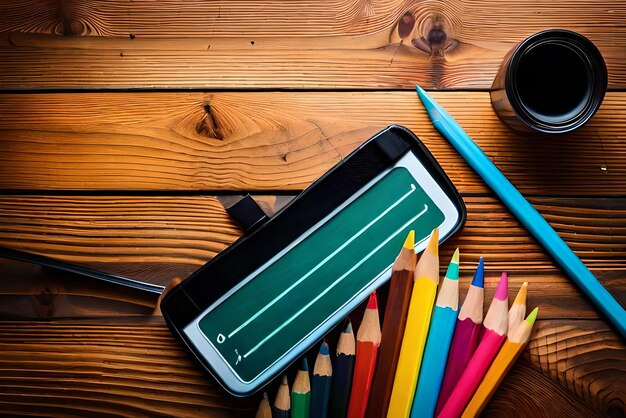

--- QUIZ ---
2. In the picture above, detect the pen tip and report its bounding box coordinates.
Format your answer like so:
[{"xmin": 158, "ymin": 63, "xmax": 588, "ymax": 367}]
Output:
[{"xmin": 471, "ymin": 257, "xmax": 485, "ymax": 288}]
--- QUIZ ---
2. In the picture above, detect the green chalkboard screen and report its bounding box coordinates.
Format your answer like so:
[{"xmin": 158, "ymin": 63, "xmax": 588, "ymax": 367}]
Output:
[{"xmin": 193, "ymin": 165, "xmax": 444, "ymax": 382}]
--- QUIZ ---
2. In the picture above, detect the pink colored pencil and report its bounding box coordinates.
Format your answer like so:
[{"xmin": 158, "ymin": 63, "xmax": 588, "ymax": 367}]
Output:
[
  {"xmin": 438, "ymin": 272, "xmax": 509, "ymax": 418},
  {"xmin": 435, "ymin": 257, "xmax": 485, "ymax": 415}
]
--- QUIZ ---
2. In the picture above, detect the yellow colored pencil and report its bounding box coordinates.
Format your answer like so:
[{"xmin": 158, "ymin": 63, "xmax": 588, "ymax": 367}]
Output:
[
  {"xmin": 386, "ymin": 228, "xmax": 439, "ymax": 418},
  {"xmin": 462, "ymin": 307, "xmax": 538, "ymax": 417}
]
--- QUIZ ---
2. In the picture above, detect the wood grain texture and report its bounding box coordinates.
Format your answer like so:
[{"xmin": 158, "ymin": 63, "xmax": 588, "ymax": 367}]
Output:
[
  {"xmin": 0, "ymin": 195, "xmax": 624, "ymax": 320},
  {"xmin": 0, "ymin": 1, "xmax": 625, "ymax": 89},
  {"xmin": 0, "ymin": 91, "xmax": 624, "ymax": 194},
  {"xmin": 0, "ymin": 317, "xmax": 257, "ymax": 417},
  {"xmin": 0, "ymin": 318, "xmax": 622, "ymax": 417},
  {"xmin": 525, "ymin": 320, "xmax": 626, "ymax": 417}
]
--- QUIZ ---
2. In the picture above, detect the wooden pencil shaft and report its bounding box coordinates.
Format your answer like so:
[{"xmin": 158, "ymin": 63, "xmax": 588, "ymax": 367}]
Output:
[
  {"xmin": 387, "ymin": 278, "xmax": 438, "ymax": 418},
  {"xmin": 329, "ymin": 353, "xmax": 355, "ymax": 418},
  {"xmin": 348, "ymin": 342, "xmax": 380, "ymax": 418},
  {"xmin": 435, "ymin": 318, "xmax": 483, "ymax": 416},
  {"xmin": 461, "ymin": 340, "xmax": 527, "ymax": 417},
  {"xmin": 366, "ymin": 269, "xmax": 414, "ymax": 418}
]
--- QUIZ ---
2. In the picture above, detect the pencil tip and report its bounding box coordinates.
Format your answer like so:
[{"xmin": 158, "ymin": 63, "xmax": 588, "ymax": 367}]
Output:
[
  {"xmin": 300, "ymin": 357, "xmax": 309, "ymax": 371},
  {"xmin": 526, "ymin": 307, "xmax": 539, "ymax": 326},
  {"xmin": 319, "ymin": 341, "xmax": 329, "ymax": 355},
  {"xmin": 471, "ymin": 257, "xmax": 484, "ymax": 288},
  {"xmin": 367, "ymin": 291, "xmax": 378, "ymax": 310},
  {"xmin": 403, "ymin": 230, "xmax": 415, "ymax": 250},
  {"xmin": 415, "ymin": 84, "xmax": 428, "ymax": 101},
  {"xmin": 513, "ymin": 282, "xmax": 528, "ymax": 306},
  {"xmin": 445, "ymin": 248, "xmax": 460, "ymax": 280},
  {"xmin": 281, "ymin": 374, "xmax": 288, "ymax": 385},
  {"xmin": 263, "ymin": 391, "xmax": 269, "ymax": 401},
  {"xmin": 426, "ymin": 228, "xmax": 439, "ymax": 255},
  {"xmin": 494, "ymin": 271, "xmax": 508, "ymax": 301},
  {"xmin": 342, "ymin": 319, "xmax": 352, "ymax": 333}
]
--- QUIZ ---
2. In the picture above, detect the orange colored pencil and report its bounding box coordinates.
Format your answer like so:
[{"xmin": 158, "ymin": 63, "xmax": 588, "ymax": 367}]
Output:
[
  {"xmin": 462, "ymin": 308, "xmax": 538, "ymax": 417},
  {"xmin": 366, "ymin": 231, "xmax": 417, "ymax": 418},
  {"xmin": 508, "ymin": 282, "xmax": 528, "ymax": 334},
  {"xmin": 347, "ymin": 292, "xmax": 381, "ymax": 418}
]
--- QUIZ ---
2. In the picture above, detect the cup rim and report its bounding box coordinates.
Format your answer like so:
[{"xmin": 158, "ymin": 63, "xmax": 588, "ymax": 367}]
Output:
[{"xmin": 504, "ymin": 29, "xmax": 608, "ymax": 134}]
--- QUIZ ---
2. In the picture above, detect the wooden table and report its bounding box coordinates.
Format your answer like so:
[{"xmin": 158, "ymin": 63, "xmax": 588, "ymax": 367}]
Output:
[{"xmin": 0, "ymin": 1, "xmax": 624, "ymax": 416}]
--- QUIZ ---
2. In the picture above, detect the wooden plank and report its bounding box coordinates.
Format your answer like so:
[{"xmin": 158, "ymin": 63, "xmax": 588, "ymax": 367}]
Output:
[
  {"xmin": 0, "ymin": 91, "xmax": 624, "ymax": 194},
  {"xmin": 0, "ymin": 195, "xmax": 624, "ymax": 319},
  {"xmin": 0, "ymin": 1, "xmax": 624, "ymax": 89},
  {"xmin": 0, "ymin": 317, "xmax": 622, "ymax": 416},
  {"xmin": 524, "ymin": 320, "xmax": 626, "ymax": 417}
]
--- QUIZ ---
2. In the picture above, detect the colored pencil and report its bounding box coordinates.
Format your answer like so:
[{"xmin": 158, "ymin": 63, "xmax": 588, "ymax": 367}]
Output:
[
  {"xmin": 387, "ymin": 228, "xmax": 440, "ymax": 418},
  {"xmin": 435, "ymin": 257, "xmax": 485, "ymax": 415},
  {"xmin": 438, "ymin": 272, "xmax": 509, "ymax": 418},
  {"xmin": 508, "ymin": 282, "xmax": 528, "ymax": 334},
  {"xmin": 416, "ymin": 84, "xmax": 626, "ymax": 339},
  {"xmin": 329, "ymin": 319, "xmax": 356, "ymax": 418},
  {"xmin": 366, "ymin": 230, "xmax": 417, "ymax": 418},
  {"xmin": 273, "ymin": 375, "xmax": 290, "ymax": 418},
  {"xmin": 347, "ymin": 292, "xmax": 381, "ymax": 418},
  {"xmin": 311, "ymin": 341, "xmax": 333, "ymax": 418},
  {"xmin": 292, "ymin": 358, "xmax": 311, "ymax": 418},
  {"xmin": 462, "ymin": 307, "xmax": 538, "ymax": 417},
  {"xmin": 256, "ymin": 392, "xmax": 272, "ymax": 418},
  {"xmin": 411, "ymin": 248, "xmax": 460, "ymax": 418}
]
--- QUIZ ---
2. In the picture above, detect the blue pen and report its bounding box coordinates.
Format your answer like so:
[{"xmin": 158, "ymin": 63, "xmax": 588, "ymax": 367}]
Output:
[
  {"xmin": 411, "ymin": 249, "xmax": 460, "ymax": 418},
  {"xmin": 416, "ymin": 85, "xmax": 626, "ymax": 338}
]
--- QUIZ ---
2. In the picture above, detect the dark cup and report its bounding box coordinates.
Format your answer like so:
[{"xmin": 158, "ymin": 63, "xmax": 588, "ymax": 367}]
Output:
[{"xmin": 491, "ymin": 29, "xmax": 607, "ymax": 134}]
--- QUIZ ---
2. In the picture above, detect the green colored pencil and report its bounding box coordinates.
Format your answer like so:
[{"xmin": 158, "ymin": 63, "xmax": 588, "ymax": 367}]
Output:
[{"xmin": 291, "ymin": 357, "xmax": 311, "ymax": 418}]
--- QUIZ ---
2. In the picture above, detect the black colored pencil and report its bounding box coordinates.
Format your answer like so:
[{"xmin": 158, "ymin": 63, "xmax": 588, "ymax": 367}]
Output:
[
  {"xmin": 311, "ymin": 340, "xmax": 333, "ymax": 418},
  {"xmin": 329, "ymin": 319, "xmax": 356, "ymax": 418},
  {"xmin": 272, "ymin": 375, "xmax": 290, "ymax": 418}
]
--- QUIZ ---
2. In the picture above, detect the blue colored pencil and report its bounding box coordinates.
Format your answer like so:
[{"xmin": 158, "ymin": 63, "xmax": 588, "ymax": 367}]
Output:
[
  {"xmin": 415, "ymin": 85, "xmax": 626, "ymax": 338},
  {"xmin": 411, "ymin": 248, "xmax": 460, "ymax": 418},
  {"xmin": 311, "ymin": 341, "xmax": 332, "ymax": 418}
]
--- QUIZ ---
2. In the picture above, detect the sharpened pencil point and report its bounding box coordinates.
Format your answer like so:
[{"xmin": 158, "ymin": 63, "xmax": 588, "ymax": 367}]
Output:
[
  {"xmin": 367, "ymin": 291, "xmax": 378, "ymax": 309},
  {"xmin": 526, "ymin": 307, "xmax": 539, "ymax": 326},
  {"xmin": 471, "ymin": 257, "xmax": 485, "ymax": 288},
  {"xmin": 426, "ymin": 228, "xmax": 439, "ymax": 254},
  {"xmin": 281, "ymin": 374, "xmax": 288, "ymax": 385},
  {"xmin": 494, "ymin": 272, "xmax": 508, "ymax": 301},
  {"xmin": 445, "ymin": 248, "xmax": 460, "ymax": 280},
  {"xmin": 403, "ymin": 230, "xmax": 415, "ymax": 250},
  {"xmin": 342, "ymin": 319, "xmax": 352, "ymax": 333},
  {"xmin": 300, "ymin": 357, "xmax": 309, "ymax": 371},
  {"xmin": 513, "ymin": 282, "xmax": 528, "ymax": 306},
  {"xmin": 319, "ymin": 341, "xmax": 329, "ymax": 355},
  {"xmin": 263, "ymin": 391, "xmax": 269, "ymax": 401}
]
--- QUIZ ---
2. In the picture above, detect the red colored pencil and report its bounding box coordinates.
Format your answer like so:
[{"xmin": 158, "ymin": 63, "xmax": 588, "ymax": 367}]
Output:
[
  {"xmin": 435, "ymin": 257, "xmax": 484, "ymax": 415},
  {"xmin": 438, "ymin": 272, "xmax": 509, "ymax": 418},
  {"xmin": 347, "ymin": 292, "xmax": 381, "ymax": 418}
]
